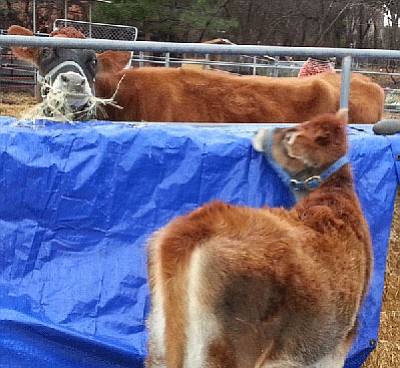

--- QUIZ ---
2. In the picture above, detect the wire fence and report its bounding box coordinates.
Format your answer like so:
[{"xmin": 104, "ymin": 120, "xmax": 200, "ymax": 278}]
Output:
[
  {"xmin": 2, "ymin": 34, "xmax": 400, "ymax": 111},
  {"xmin": 53, "ymin": 19, "xmax": 138, "ymax": 41},
  {"xmin": 0, "ymin": 41, "xmax": 37, "ymax": 95}
]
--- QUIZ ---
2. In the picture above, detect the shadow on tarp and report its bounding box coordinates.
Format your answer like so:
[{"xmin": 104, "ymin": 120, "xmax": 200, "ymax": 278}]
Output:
[
  {"xmin": 0, "ymin": 320, "xmax": 142, "ymax": 367},
  {"xmin": 0, "ymin": 117, "xmax": 399, "ymax": 368}
]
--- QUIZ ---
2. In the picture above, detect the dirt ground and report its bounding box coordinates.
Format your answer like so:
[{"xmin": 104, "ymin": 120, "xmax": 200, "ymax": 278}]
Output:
[{"xmin": 0, "ymin": 93, "xmax": 399, "ymax": 366}]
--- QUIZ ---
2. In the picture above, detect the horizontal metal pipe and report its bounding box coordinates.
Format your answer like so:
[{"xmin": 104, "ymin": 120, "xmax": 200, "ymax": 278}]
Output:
[
  {"xmin": 2, "ymin": 35, "xmax": 400, "ymax": 59},
  {"xmin": 0, "ymin": 80, "xmax": 35, "ymax": 85}
]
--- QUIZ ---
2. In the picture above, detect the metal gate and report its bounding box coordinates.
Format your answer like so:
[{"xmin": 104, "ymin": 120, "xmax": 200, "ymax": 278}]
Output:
[
  {"xmin": 53, "ymin": 19, "xmax": 138, "ymax": 41},
  {"xmin": 0, "ymin": 28, "xmax": 37, "ymax": 95}
]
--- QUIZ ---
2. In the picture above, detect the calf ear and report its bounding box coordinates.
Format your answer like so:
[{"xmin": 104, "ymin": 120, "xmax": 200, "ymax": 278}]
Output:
[
  {"xmin": 7, "ymin": 25, "xmax": 40, "ymax": 65},
  {"xmin": 336, "ymin": 108, "xmax": 349, "ymax": 125},
  {"xmin": 252, "ymin": 129, "xmax": 268, "ymax": 152}
]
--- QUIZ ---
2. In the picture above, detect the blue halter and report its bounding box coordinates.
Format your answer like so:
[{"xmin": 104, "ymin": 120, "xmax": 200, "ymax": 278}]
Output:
[{"xmin": 262, "ymin": 128, "xmax": 349, "ymax": 196}]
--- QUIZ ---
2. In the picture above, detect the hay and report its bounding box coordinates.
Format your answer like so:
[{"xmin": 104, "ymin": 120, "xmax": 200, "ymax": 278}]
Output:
[
  {"xmin": 20, "ymin": 79, "xmax": 123, "ymax": 123},
  {"xmin": 363, "ymin": 188, "xmax": 400, "ymax": 367},
  {"xmin": 1, "ymin": 76, "xmax": 126, "ymax": 124},
  {"xmin": 364, "ymin": 341, "xmax": 400, "ymax": 367},
  {"xmin": 0, "ymin": 93, "xmax": 37, "ymax": 118}
]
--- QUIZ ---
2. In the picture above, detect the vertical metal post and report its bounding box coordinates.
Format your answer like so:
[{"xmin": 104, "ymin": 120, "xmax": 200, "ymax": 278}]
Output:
[
  {"xmin": 204, "ymin": 53, "xmax": 210, "ymax": 69},
  {"xmin": 139, "ymin": 51, "xmax": 144, "ymax": 68},
  {"xmin": 252, "ymin": 56, "xmax": 257, "ymax": 75},
  {"xmin": 89, "ymin": 3, "xmax": 92, "ymax": 38},
  {"xmin": 32, "ymin": 0, "xmax": 36, "ymax": 33},
  {"xmin": 340, "ymin": 55, "xmax": 352, "ymax": 110},
  {"xmin": 272, "ymin": 56, "xmax": 279, "ymax": 77},
  {"xmin": 64, "ymin": 0, "xmax": 68, "ymax": 22},
  {"xmin": 165, "ymin": 52, "xmax": 170, "ymax": 67},
  {"xmin": 35, "ymin": 71, "xmax": 39, "ymax": 99}
]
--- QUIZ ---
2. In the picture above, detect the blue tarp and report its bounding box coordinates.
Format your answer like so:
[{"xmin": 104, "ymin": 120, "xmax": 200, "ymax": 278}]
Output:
[{"xmin": 0, "ymin": 116, "xmax": 399, "ymax": 368}]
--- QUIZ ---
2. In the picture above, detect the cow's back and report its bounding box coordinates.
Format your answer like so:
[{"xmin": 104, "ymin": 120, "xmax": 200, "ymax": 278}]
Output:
[
  {"xmin": 318, "ymin": 72, "xmax": 385, "ymax": 124},
  {"xmin": 94, "ymin": 67, "xmax": 383, "ymax": 124}
]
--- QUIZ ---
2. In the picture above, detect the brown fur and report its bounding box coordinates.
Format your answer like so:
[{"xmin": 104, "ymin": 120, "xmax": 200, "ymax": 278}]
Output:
[
  {"xmin": 95, "ymin": 67, "xmax": 383, "ymax": 124},
  {"xmin": 8, "ymin": 25, "xmax": 384, "ymax": 124},
  {"xmin": 146, "ymin": 111, "xmax": 373, "ymax": 367},
  {"xmin": 96, "ymin": 50, "xmax": 131, "ymax": 74},
  {"xmin": 50, "ymin": 27, "xmax": 86, "ymax": 39},
  {"xmin": 7, "ymin": 25, "xmax": 40, "ymax": 64}
]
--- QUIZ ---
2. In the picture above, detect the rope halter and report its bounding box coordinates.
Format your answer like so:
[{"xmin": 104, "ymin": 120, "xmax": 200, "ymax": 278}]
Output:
[{"xmin": 37, "ymin": 60, "xmax": 95, "ymax": 99}]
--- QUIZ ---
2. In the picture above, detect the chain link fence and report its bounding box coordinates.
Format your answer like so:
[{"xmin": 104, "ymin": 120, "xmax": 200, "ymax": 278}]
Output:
[{"xmin": 53, "ymin": 19, "xmax": 138, "ymax": 41}]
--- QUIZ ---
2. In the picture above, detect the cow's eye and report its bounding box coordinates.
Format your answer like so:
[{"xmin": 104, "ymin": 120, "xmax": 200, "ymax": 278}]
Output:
[{"xmin": 41, "ymin": 48, "xmax": 52, "ymax": 58}]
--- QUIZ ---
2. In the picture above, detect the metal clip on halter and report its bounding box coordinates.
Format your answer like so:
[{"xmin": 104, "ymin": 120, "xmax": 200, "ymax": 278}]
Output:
[
  {"xmin": 260, "ymin": 127, "xmax": 349, "ymax": 201},
  {"xmin": 303, "ymin": 175, "xmax": 323, "ymax": 190}
]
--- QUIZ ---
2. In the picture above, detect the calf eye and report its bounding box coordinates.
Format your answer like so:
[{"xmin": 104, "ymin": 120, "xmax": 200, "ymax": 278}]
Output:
[
  {"xmin": 284, "ymin": 132, "xmax": 293, "ymax": 144},
  {"xmin": 315, "ymin": 134, "xmax": 331, "ymax": 146}
]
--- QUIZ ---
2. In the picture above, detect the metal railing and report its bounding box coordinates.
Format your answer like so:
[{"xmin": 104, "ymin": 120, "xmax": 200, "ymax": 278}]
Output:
[
  {"xmin": 117, "ymin": 53, "xmax": 400, "ymax": 82},
  {"xmin": 130, "ymin": 53, "xmax": 285, "ymax": 76},
  {"xmin": 3, "ymin": 35, "xmax": 400, "ymax": 109},
  {"xmin": 0, "ymin": 45, "xmax": 36, "ymax": 94}
]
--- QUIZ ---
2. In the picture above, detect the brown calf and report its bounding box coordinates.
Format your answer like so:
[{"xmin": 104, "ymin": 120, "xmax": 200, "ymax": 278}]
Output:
[{"xmin": 146, "ymin": 110, "xmax": 373, "ymax": 367}]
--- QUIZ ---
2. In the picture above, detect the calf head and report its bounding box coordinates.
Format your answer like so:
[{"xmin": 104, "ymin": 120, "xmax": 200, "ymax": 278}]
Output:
[
  {"xmin": 253, "ymin": 109, "xmax": 348, "ymax": 182},
  {"xmin": 8, "ymin": 25, "xmax": 97, "ymax": 116}
]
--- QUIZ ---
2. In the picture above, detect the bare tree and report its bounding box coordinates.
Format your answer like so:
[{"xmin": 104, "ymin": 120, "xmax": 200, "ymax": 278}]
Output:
[{"xmin": 226, "ymin": 0, "xmax": 387, "ymax": 49}]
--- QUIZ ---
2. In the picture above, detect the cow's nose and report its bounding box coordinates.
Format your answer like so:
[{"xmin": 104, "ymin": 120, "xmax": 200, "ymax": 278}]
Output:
[{"xmin": 60, "ymin": 72, "xmax": 87, "ymax": 94}]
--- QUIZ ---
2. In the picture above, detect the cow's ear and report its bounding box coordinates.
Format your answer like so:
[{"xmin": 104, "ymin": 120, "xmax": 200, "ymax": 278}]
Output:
[
  {"xmin": 8, "ymin": 25, "xmax": 40, "ymax": 65},
  {"xmin": 8, "ymin": 25, "xmax": 33, "ymax": 36},
  {"xmin": 96, "ymin": 51, "xmax": 131, "ymax": 74},
  {"xmin": 95, "ymin": 51, "xmax": 111, "ymax": 73}
]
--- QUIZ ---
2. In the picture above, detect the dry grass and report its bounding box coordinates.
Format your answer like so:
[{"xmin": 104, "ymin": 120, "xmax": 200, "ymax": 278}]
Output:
[
  {"xmin": 363, "ymin": 189, "xmax": 400, "ymax": 367},
  {"xmin": 0, "ymin": 93, "xmax": 399, "ymax": 367},
  {"xmin": 0, "ymin": 92, "xmax": 37, "ymax": 118},
  {"xmin": 1, "ymin": 80, "xmax": 123, "ymax": 122},
  {"xmin": 1, "ymin": 91, "xmax": 103, "ymax": 122}
]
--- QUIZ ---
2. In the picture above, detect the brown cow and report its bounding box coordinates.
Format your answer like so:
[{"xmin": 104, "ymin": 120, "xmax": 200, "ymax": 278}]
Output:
[
  {"xmin": 95, "ymin": 67, "xmax": 384, "ymax": 124},
  {"xmin": 146, "ymin": 110, "xmax": 373, "ymax": 367},
  {"xmin": 8, "ymin": 25, "xmax": 384, "ymax": 124}
]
